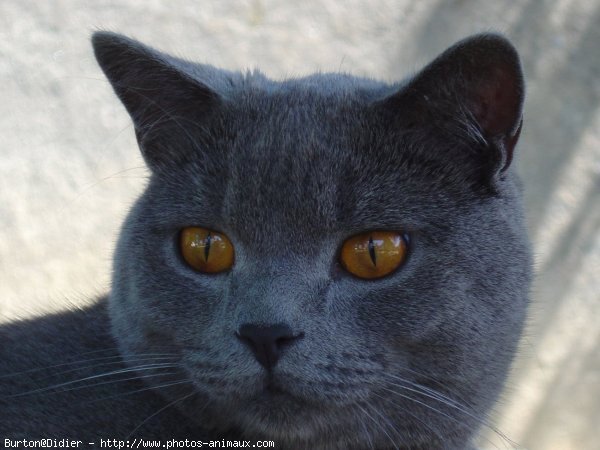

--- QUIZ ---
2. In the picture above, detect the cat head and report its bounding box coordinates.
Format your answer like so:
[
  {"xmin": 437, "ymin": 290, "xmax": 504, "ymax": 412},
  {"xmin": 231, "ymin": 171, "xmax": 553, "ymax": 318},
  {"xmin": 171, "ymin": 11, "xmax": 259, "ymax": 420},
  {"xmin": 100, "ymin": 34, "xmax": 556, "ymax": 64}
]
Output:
[{"xmin": 93, "ymin": 32, "xmax": 531, "ymax": 449}]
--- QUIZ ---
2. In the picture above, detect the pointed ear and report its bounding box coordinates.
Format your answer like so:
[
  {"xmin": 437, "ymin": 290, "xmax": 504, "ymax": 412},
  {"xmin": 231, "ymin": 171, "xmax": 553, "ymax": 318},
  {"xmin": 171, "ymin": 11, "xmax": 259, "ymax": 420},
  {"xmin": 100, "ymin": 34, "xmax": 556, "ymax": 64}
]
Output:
[
  {"xmin": 91, "ymin": 32, "xmax": 220, "ymax": 171},
  {"xmin": 385, "ymin": 33, "xmax": 524, "ymax": 175}
]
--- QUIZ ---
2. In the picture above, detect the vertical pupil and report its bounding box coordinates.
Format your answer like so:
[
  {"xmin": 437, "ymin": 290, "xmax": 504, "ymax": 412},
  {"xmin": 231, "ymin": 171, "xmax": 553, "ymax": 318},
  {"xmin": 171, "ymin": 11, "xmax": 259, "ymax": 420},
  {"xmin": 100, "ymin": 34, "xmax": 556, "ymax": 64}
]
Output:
[
  {"xmin": 204, "ymin": 232, "xmax": 212, "ymax": 261},
  {"xmin": 368, "ymin": 235, "xmax": 377, "ymax": 266}
]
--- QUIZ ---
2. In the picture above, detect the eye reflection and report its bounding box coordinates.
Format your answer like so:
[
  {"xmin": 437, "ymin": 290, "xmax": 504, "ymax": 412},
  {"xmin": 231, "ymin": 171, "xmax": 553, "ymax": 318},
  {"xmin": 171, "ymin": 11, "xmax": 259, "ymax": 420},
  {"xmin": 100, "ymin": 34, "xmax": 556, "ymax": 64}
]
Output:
[
  {"xmin": 340, "ymin": 231, "xmax": 407, "ymax": 279},
  {"xmin": 180, "ymin": 227, "xmax": 234, "ymax": 273}
]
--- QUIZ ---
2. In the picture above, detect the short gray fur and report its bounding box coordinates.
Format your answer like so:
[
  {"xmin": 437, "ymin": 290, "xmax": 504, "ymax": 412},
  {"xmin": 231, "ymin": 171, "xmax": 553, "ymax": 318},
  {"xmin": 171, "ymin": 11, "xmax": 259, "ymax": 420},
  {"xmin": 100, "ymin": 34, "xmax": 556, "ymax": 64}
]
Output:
[{"xmin": 0, "ymin": 32, "xmax": 532, "ymax": 450}]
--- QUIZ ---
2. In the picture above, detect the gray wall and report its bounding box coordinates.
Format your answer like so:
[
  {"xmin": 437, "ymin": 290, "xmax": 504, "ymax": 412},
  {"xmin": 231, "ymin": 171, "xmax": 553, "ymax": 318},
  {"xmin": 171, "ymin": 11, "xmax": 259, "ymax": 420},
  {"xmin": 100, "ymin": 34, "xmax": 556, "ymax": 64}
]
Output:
[{"xmin": 1, "ymin": 1, "xmax": 598, "ymax": 448}]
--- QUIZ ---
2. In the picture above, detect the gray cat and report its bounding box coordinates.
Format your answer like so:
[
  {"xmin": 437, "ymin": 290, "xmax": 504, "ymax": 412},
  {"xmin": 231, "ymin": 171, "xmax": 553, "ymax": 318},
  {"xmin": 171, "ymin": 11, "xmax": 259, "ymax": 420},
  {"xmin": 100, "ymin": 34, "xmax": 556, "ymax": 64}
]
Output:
[{"xmin": 0, "ymin": 32, "xmax": 531, "ymax": 450}]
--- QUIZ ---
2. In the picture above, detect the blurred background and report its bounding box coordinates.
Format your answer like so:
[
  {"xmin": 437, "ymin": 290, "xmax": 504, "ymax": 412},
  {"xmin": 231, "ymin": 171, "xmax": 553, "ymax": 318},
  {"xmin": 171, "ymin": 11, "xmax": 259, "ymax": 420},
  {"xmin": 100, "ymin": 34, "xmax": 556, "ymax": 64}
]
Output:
[{"xmin": 0, "ymin": 1, "xmax": 598, "ymax": 448}]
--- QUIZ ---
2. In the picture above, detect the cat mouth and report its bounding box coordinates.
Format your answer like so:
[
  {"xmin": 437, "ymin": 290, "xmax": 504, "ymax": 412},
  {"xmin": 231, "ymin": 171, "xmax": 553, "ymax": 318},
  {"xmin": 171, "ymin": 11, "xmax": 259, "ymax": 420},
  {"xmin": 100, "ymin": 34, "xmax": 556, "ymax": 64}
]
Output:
[
  {"xmin": 257, "ymin": 374, "xmax": 299, "ymax": 400},
  {"xmin": 241, "ymin": 373, "xmax": 320, "ymax": 411}
]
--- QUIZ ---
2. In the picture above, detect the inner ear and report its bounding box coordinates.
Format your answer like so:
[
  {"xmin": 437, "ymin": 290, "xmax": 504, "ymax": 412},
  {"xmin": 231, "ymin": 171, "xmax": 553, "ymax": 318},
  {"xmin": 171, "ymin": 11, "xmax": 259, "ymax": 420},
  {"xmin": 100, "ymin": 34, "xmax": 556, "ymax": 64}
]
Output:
[
  {"xmin": 387, "ymin": 34, "xmax": 525, "ymax": 174},
  {"xmin": 466, "ymin": 62, "xmax": 523, "ymax": 139}
]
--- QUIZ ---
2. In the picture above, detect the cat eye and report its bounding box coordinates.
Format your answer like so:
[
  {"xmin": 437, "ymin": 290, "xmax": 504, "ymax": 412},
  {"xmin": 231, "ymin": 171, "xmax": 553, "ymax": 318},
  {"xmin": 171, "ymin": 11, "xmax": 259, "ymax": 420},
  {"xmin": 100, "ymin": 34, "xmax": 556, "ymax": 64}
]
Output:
[
  {"xmin": 340, "ymin": 231, "xmax": 408, "ymax": 279},
  {"xmin": 180, "ymin": 227, "xmax": 234, "ymax": 273}
]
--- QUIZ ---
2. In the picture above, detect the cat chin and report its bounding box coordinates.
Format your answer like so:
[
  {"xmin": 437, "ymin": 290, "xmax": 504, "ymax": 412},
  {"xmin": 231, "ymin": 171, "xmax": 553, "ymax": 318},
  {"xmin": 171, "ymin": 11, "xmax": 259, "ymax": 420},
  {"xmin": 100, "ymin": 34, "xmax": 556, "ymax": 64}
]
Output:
[
  {"xmin": 228, "ymin": 400, "xmax": 364, "ymax": 448},
  {"xmin": 231, "ymin": 401, "xmax": 438, "ymax": 450},
  {"xmin": 180, "ymin": 377, "xmax": 462, "ymax": 449},
  {"xmin": 177, "ymin": 377, "xmax": 358, "ymax": 444}
]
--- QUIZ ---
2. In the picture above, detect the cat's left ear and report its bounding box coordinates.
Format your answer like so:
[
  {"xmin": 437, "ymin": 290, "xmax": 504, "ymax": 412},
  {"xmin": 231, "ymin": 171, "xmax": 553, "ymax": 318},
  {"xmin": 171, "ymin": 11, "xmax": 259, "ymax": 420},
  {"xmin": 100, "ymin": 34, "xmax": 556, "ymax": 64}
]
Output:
[
  {"xmin": 384, "ymin": 33, "xmax": 524, "ymax": 175},
  {"xmin": 92, "ymin": 32, "xmax": 221, "ymax": 171}
]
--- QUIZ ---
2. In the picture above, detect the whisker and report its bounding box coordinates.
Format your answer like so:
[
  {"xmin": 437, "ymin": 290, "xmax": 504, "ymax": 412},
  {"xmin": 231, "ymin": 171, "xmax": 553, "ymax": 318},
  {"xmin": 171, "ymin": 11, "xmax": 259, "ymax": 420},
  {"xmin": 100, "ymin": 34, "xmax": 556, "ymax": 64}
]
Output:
[
  {"xmin": 75, "ymin": 165, "xmax": 148, "ymax": 193},
  {"xmin": 392, "ymin": 367, "xmax": 473, "ymax": 407},
  {"xmin": 356, "ymin": 407, "xmax": 376, "ymax": 450},
  {"xmin": 381, "ymin": 386, "xmax": 463, "ymax": 427},
  {"xmin": 46, "ymin": 371, "xmax": 181, "ymax": 395},
  {"xmin": 385, "ymin": 373, "xmax": 473, "ymax": 413},
  {"xmin": 86, "ymin": 380, "xmax": 193, "ymax": 405},
  {"xmin": 38, "ymin": 355, "xmax": 179, "ymax": 381},
  {"xmin": 355, "ymin": 403, "xmax": 400, "ymax": 450},
  {"xmin": 4, "ymin": 363, "xmax": 180, "ymax": 398},
  {"xmin": 125, "ymin": 390, "xmax": 197, "ymax": 439},
  {"xmin": 380, "ymin": 385, "xmax": 509, "ymax": 450},
  {"xmin": 370, "ymin": 390, "xmax": 445, "ymax": 445},
  {"xmin": 383, "ymin": 376, "xmax": 515, "ymax": 447},
  {"xmin": 0, "ymin": 352, "xmax": 178, "ymax": 379},
  {"xmin": 368, "ymin": 402, "xmax": 405, "ymax": 450},
  {"xmin": 60, "ymin": 165, "xmax": 149, "ymax": 214}
]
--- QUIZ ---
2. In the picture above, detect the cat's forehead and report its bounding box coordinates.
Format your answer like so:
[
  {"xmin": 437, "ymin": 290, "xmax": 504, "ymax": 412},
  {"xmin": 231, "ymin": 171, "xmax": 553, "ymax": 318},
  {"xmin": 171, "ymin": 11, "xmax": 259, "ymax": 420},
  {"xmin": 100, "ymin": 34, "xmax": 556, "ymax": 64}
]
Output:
[
  {"xmin": 222, "ymin": 68, "xmax": 395, "ymax": 98},
  {"xmin": 204, "ymin": 92, "xmax": 417, "ymax": 248},
  {"xmin": 222, "ymin": 79, "xmax": 371, "ymax": 190},
  {"xmin": 221, "ymin": 92, "xmax": 352, "ymax": 243},
  {"xmin": 224, "ymin": 72, "xmax": 395, "ymax": 153},
  {"xmin": 162, "ymin": 73, "xmax": 473, "ymax": 252}
]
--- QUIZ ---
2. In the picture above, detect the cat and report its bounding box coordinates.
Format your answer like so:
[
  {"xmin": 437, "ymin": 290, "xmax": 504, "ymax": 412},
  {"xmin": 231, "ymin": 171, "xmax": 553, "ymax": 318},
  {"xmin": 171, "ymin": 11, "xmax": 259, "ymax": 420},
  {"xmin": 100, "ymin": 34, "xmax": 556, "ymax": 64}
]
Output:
[{"xmin": 0, "ymin": 31, "xmax": 532, "ymax": 450}]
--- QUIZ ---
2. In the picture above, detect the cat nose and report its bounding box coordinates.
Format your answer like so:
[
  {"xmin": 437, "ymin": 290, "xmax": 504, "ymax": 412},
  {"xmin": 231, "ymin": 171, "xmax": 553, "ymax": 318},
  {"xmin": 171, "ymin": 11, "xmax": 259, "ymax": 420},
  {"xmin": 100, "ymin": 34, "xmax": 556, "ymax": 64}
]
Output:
[{"xmin": 236, "ymin": 323, "xmax": 303, "ymax": 370}]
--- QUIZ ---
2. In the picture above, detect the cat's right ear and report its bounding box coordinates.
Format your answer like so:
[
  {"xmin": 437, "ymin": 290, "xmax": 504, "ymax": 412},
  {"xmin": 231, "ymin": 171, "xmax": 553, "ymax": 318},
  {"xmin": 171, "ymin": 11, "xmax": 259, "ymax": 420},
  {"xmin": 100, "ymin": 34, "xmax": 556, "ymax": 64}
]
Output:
[{"xmin": 92, "ymin": 32, "xmax": 220, "ymax": 171}]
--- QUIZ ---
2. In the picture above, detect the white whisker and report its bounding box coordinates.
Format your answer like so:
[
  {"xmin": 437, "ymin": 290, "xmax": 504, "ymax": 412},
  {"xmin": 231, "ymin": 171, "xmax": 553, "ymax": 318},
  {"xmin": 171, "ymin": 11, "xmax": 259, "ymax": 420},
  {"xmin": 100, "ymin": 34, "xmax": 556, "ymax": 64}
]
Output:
[
  {"xmin": 355, "ymin": 403, "xmax": 400, "ymax": 450},
  {"xmin": 86, "ymin": 380, "xmax": 193, "ymax": 405},
  {"xmin": 125, "ymin": 390, "xmax": 197, "ymax": 439},
  {"xmin": 382, "ymin": 376, "xmax": 515, "ymax": 447},
  {"xmin": 47, "ymin": 371, "xmax": 181, "ymax": 395},
  {"xmin": 42, "ymin": 355, "xmax": 179, "ymax": 380},
  {"xmin": 0, "ymin": 352, "xmax": 178, "ymax": 379},
  {"xmin": 380, "ymin": 385, "xmax": 509, "ymax": 450},
  {"xmin": 370, "ymin": 389, "xmax": 444, "ymax": 444},
  {"xmin": 5, "ymin": 363, "xmax": 180, "ymax": 398}
]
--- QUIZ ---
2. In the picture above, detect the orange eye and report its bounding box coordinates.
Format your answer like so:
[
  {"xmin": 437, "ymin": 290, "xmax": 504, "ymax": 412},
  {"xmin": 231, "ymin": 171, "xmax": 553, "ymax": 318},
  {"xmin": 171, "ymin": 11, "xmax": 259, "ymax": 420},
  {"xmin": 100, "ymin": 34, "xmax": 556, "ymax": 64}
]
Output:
[
  {"xmin": 340, "ymin": 231, "xmax": 408, "ymax": 279},
  {"xmin": 180, "ymin": 227, "xmax": 234, "ymax": 273}
]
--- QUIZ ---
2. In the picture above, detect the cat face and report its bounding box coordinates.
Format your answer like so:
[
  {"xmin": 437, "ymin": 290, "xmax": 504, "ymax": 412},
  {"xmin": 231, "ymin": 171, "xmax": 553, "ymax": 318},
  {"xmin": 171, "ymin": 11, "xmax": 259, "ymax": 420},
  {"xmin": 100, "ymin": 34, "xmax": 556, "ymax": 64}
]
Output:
[{"xmin": 95, "ymin": 33, "xmax": 531, "ymax": 449}]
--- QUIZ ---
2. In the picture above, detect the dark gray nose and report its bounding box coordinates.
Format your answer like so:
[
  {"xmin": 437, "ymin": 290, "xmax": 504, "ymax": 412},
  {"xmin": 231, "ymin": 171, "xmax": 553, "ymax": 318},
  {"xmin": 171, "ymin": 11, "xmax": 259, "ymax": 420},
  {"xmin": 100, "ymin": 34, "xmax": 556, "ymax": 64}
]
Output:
[{"xmin": 236, "ymin": 323, "xmax": 302, "ymax": 369}]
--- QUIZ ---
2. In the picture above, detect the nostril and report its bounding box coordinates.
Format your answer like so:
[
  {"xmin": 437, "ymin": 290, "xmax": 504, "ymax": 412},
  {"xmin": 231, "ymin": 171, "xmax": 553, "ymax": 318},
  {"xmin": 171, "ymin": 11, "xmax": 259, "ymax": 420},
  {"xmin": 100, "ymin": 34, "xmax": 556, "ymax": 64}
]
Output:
[
  {"xmin": 275, "ymin": 331, "xmax": 304, "ymax": 348},
  {"xmin": 236, "ymin": 323, "xmax": 302, "ymax": 369}
]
